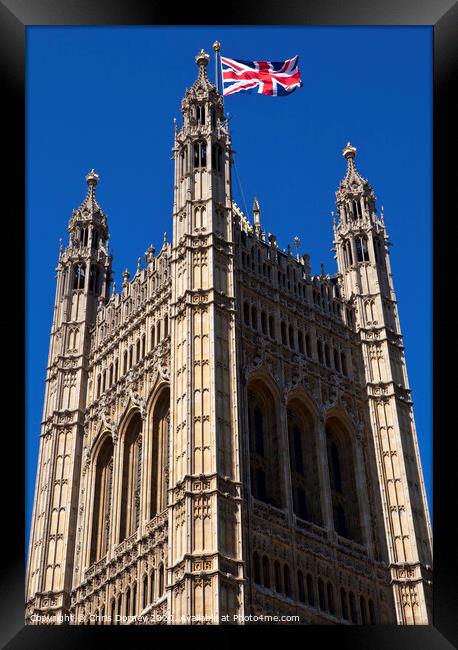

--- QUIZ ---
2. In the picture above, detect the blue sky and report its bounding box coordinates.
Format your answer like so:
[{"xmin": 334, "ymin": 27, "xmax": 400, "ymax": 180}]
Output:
[{"xmin": 26, "ymin": 26, "xmax": 432, "ymax": 544}]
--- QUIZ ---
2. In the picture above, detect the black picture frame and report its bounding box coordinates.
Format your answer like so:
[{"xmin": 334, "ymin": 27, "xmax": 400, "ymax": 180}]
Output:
[{"xmin": 1, "ymin": 1, "xmax": 456, "ymax": 647}]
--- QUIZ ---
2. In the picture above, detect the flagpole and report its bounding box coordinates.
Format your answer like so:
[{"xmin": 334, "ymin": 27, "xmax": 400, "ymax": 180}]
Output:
[{"xmin": 213, "ymin": 40, "xmax": 221, "ymax": 95}]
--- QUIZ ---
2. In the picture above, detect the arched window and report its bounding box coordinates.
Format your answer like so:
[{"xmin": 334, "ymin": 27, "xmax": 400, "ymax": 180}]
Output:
[
  {"xmin": 132, "ymin": 582, "xmax": 137, "ymax": 616},
  {"xmin": 368, "ymin": 599, "xmax": 376, "ymax": 624},
  {"xmin": 306, "ymin": 574, "xmax": 315, "ymax": 607},
  {"xmin": 326, "ymin": 418, "xmax": 362, "ymax": 543},
  {"xmin": 262, "ymin": 556, "xmax": 270, "ymax": 588},
  {"xmin": 212, "ymin": 143, "xmax": 223, "ymax": 172},
  {"xmin": 158, "ymin": 563, "xmax": 165, "ymax": 596},
  {"xmin": 253, "ymin": 552, "xmax": 261, "ymax": 584},
  {"xmin": 297, "ymin": 571, "xmax": 306, "ymax": 602},
  {"xmin": 123, "ymin": 350, "xmax": 128, "ymax": 375},
  {"xmin": 150, "ymin": 388, "xmax": 170, "ymax": 519},
  {"xmin": 243, "ymin": 302, "xmax": 250, "ymax": 326},
  {"xmin": 196, "ymin": 104, "xmax": 205, "ymax": 125},
  {"xmin": 251, "ymin": 305, "xmax": 258, "ymax": 330},
  {"xmin": 333, "ymin": 348, "xmax": 341, "ymax": 373},
  {"xmin": 274, "ymin": 561, "xmax": 282, "ymax": 593},
  {"xmin": 349, "ymin": 591, "xmax": 358, "ymax": 623},
  {"xmin": 298, "ymin": 331, "xmax": 304, "ymax": 354},
  {"xmin": 341, "ymin": 351, "xmax": 348, "ymax": 376},
  {"xmin": 136, "ymin": 339, "xmax": 141, "ymax": 363},
  {"xmin": 283, "ymin": 565, "xmax": 291, "ymax": 597},
  {"xmin": 143, "ymin": 574, "xmax": 148, "ymax": 609},
  {"xmin": 281, "ymin": 322, "xmax": 287, "ymax": 345},
  {"xmin": 261, "ymin": 312, "xmax": 268, "ymax": 336},
  {"xmin": 142, "ymin": 334, "xmax": 146, "ymax": 358},
  {"xmin": 150, "ymin": 569, "xmax": 156, "ymax": 604},
  {"xmin": 110, "ymin": 598, "xmax": 116, "ymax": 624},
  {"xmin": 193, "ymin": 140, "xmax": 207, "ymax": 168},
  {"xmin": 73, "ymin": 263, "xmax": 86, "ymax": 290},
  {"xmin": 317, "ymin": 340, "xmax": 324, "ymax": 365},
  {"xmin": 327, "ymin": 583, "xmax": 335, "ymax": 615},
  {"xmin": 268, "ymin": 315, "xmax": 275, "ymax": 339},
  {"xmin": 318, "ymin": 579, "xmax": 326, "ymax": 610},
  {"xmin": 248, "ymin": 382, "xmax": 283, "ymax": 508},
  {"xmin": 288, "ymin": 325, "xmax": 295, "ymax": 349},
  {"xmin": 119, "ymin": 413, "xmax": 143, "ymax": 542},
  {"xmin": 125, "ymin": 587, "xmax": 131, "ymax": 617},
  {"xmin": 90, "ymin": 437, "xmax": 114, "ymax": 563},
  {"xmin": 164, "ymin": 315, "xmax": 169, "ymax": 338},
  {"xmin": 340, "ymin": 588, "xmax": 348, "ymax": 620},
  {"xmin": 287, "ymin": 400, "xmax": 322, "ymax": 525},
  {"xmin": 150, "ymin": 325, "xmax": 155, "ymax": 349},
  {"xmin": 360, "ymin": 595, "xmax": 368, "ymax": 624}
]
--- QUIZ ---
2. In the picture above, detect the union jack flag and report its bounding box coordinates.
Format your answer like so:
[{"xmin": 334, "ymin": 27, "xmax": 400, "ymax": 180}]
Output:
[{"xmin": 220, "ymin": 55, "xmax": 302, "ymax": 97}]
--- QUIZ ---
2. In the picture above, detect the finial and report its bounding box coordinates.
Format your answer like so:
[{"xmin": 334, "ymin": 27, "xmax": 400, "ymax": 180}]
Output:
[
  {"xmin": 145, "ymin": 243, "xmax": 156, "ymax": 264},
  {"xmin": 213, "ymin": 41, "xmax": 221, "ymax": 52},
  {"xmin": 137, "ymin": 257, "xmax": 141, "ymax": 272},
  {"xmin": 195, "ymin": 49, "xmax": 210, "ymax": 74},
  {"xmin": 85, "ymin": 169, "xmax": 99, "ymax": 187},
  {"xmin": 342, "ymin": 142, "xmax": 357, "ymax": 160},
  {"xmin": 122, "ymin": 268, "xmax": 130, "ymax": 287},
  {"xmin": 293, "ymin": 236, "xmax": 301, "ymax": 259},
  {"xmin": 111, "ymin": 281, "xmax": 116, "ymax": 295},
  {"xmin": 59, "ymin": 238, "xmax": 63, "ymax": 254},
  {"xmin": 163, "ymin": 231, "xmax": 168, "ymax": 246},
  {"xmin": 252, "ymin": 196, "xmax": 261, "ymax": 233},
  {"xmin": 321, "ymin": 262, "xmax": 325, "ymax": 277}
]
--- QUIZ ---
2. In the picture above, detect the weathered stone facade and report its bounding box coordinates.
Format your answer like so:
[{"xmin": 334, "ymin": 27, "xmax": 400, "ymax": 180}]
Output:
[{"xmin": 26, "ymin": 50, "xmax": 432, "ymax": 626}]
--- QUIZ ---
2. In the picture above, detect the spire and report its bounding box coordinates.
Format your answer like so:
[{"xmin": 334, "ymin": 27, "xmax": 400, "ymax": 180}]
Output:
[
  {"xmin": 253, "ymin": 197, "xmax": 262, "ymax": 237},
  {"xmin": 340, "ymin": 142, "xmax": 369, "ymax": 191},
  {"xmin": 77, "ymin": 169, "xmax": 103, "ymax": 215},
  {"xmin": 191, "ymin": 49, "xmax": 214, "ymax": 93}
]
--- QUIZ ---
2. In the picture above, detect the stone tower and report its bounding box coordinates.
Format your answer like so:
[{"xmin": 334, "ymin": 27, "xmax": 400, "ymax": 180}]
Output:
[
  {"xmin": 26, "ymin": 171, "xmax": 112, "ymax": 618},
  {"xmin": 169, "ymin": 49, "xmax": 244, "ymax": 622},
  {"xmin": 26, "ymin": 51, "xmax": 432, "ymax": 627},
  {"xmin": 333, "ymin": 143, "xmax": 433, "ymax": 624}
]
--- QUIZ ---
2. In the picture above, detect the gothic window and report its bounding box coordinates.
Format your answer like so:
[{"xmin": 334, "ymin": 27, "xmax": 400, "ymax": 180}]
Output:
[
  {"xmin": 327, "ymin": 583, "xmax": 335, "ymax": 615},
  {"xmin": 157, "ymin": 321, "xmax": 161, "ymax": 344},
  {"xmin": 243, "ymin": 302, "xmax": 250, "ymax": 326},
  {"xmin": 132, "ymin": 582, "xmax": 137, "ymax": 616},
  {"xmin": 306, "ymin": 574, "xmax": 315, "ymax": 606},
  {"xmin": 211, "ymin": 108, "xmax": 216, "ymax": 129},
  {"xmin": 251, "ymin": 305, "xmax": 258, "ymax": 330},
  {"xmin": 287, "ymin": 400, "xmax": 322, "ymax": 526},
  {"xmin": 164, "ymin": 315, "xmax": 169, "ymax": 338},
  {"xmin": 90, "ymin": 437, "xmax": 114, "ymax": 563},
  {"xmin": 248, "ymin": 383, "xmax": 283, "ymax": 508},
  {"xmin": 97, "ymin": 374, "xmax": 101, "ymax": 399},
  {"xmin": 317, "ymin": 340, "xmax": 324, "ymax": 365},
  {"xmin": 360, "ymin": 595, "xmax": 368, "ymax": 624},
  {"xmin": 150, "ymin": 325, "xmax": 155, "ymax": 349},
  {"xmin": 356, "ymin": 236, "xmax": 370, "ymax": 263},
  {"xmin": 89, "ymin": 265, "xmax": 100, "ymax": 293},
  {"xmin": 143, "ymin": 574, "xmax": 148, "ymax": 609},
  {"xmin": 92, "ymin": 230, "xmax": 99, "ymax": 250},
  {"xmin": 341, "ymin": 351, "xmax": 348, "ymax": 376},
  {"xmin": 73, "ymin": 263, "xmax": 86, "ymax": 290},
  {"xmin": 305, "ymin": 333, "xmax": 312, "ymax": 358},
  {"xmin": 283, "ymin": 565, "xmax": 291, "ymax": 597},
  {"xmin": 281, "ymin": 321, "xmax": 287, "ymax": 345},
  {"xmin": 253, "ymin": 552, "xmax": 261, "ymax": 584},
  {"xmin": 262, "ymin": 556, "xmax": 270, "ymax": 588},
  {"xmin": 61, "ymin": 268, "xmax": 68, "ymax": 297},
  {"xmin": 326, "ymin": 418, "xmax": 362, "ymax": 544},
  {"xmin": 129, "ymin": 345, "xmax": 134, "ymax": 369},
  {"xmin": 125, "ymin": 587, "xmax": 131, "ymax": 617},
  {"xmin": 261, "ymin": 311, "xmax": 268, "ymax": 336},
  {"xmin": 349, "ymin": 591, "xmax": 358, "ymax": 623},
  {"xmin": 123, "ymin": 350, "xmax": 128, "ymax": 375},
  {"xmin": 269, "ymin": 315, "xmax": 275, "ymax": 339},
  {"xmin": 136, "ymin": 339, "xmax": 141, "ymax": 363},
  {"xmin": 150, "ymin": 569, "xmax": 156, "ymax": 603},
  {"xmin": 196, "ymin": 104, "xmax": 205, "ymax": 125},
  {"xmin": 158, "ymin": 563, "xmax": 165, "ymax": 596},
  {"xmin": 288, "ymin": 325, "xmax": 295, "ymax": 349},
  {"xmin": 352, "ymin": 199, "xmax": 362, "ymax": 219},
  {"xmin": 346, "ymin": 240, "xmax": 353, "ymax": 266},
  {"xmin": 114, "ymin": 359, "xmax": 118, "ymax": 383},
  {"xmin": 193, "ymin": 140, "xmax": 207, "ymax": 168},
  {"xmin": 274, "ymin": 561, "xmax": 282, "ymax": 593},
  {"xmin": 297, "ymin": 571, "xmax": 306, "ymax": 602},
  {"xmin": 101, "ymin": 369, "xmax": 106, "ymax": 393},
  {"xmin": 340, "ymin": 588, "xmax": 348, "ymax": 620},
  {"xmin": 298, "ymin": 331, "xmax": 304, "ymax": 354},
  {"xmin": 119, "ymin": 413, "xmax": 142, "ymax": 542},
  {"xmin": 180, "ymin": 147, "xmax": 188, "ymax": 178},
  {"xmin": 110, "ymin": 598, "xmax": 116, "ymax": 624},
  {"xmin": 324, "ymin": 343, "xmax": 331, "ymax": 368},
  {"xmin": 369, "ymin": 599, "xmax": 376, "ymax": 624},
  {"xmin": 212, "ymin": 143, "xmax": 223, "ymax": 172},
  {"xmin": 142, "ymin": 334, "xmax": 146, "ymax": 358},
  {"xmin": 318, "ymin": 579, "xmax": 326, "ymax": 610},
  {"xmin": 150, "ymin": 388, "xmax": 170, "ymax": 519}
]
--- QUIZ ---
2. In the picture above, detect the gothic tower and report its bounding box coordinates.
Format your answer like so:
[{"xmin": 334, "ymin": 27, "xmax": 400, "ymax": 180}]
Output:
[
  {"xmin": 333, "ymin": 143, "xmax": 433, "ymax": 624},
  {"xmin": 26, "ymin": 171, "xmax": 112, "ymax": 619},
  {"xmin": 168, "ymin": 50, "xmax": 244, "ymax": 621}
]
